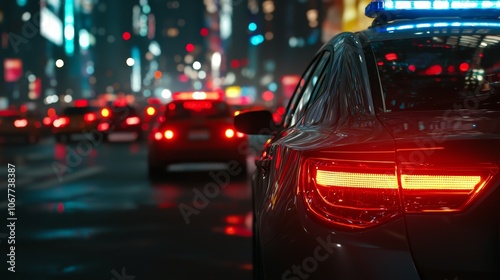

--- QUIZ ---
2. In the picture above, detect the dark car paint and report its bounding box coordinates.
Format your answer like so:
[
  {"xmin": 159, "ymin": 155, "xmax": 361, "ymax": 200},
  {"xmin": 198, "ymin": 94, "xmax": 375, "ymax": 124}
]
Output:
[{"xmin": 247, "ymin": 20, "xmax": 500, "ymax": 280}]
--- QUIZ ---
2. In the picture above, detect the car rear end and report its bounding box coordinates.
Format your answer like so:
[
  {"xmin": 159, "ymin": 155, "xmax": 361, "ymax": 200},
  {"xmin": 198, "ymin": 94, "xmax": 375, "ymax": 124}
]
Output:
[
  {"xmin": 259, "ymin": 2, "xmax": 500, "ymax": 279},
  {"xmin": 97, "ymin": 105, "xmax": 142, "ymax": 141},
  {"xmin": 0, "ymin": 110, "xmax": 41, "ymax": 143},
  {"xmin": 148, "ymin": 95, "xmax": 247, "ymax": 169},
  {"xmin": 362, "ymin": 17, "xmax": 500, "ymax": 278},
  {"xmin": 52, "ymin": 105, "xmax": 100, "ymax": 141}
]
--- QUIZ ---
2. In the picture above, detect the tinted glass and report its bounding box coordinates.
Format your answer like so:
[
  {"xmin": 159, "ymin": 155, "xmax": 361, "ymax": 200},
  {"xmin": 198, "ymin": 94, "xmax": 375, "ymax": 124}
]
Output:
[
  {"xmin": 165, "ymin": 101, "xmax": 231, "ymax": 120},
  {"xmin": 63, "ymin": 107, "xmax": 96, "ymax": 115},
  {"xmin": 371, "ymin": 35, "xmax": 500, "ymax": 111}
]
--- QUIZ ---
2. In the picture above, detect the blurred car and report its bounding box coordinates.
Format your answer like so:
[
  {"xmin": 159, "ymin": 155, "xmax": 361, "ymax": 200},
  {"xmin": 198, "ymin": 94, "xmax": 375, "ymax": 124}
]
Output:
[
  {"xmin": 52, "ymin": 100, "xmax": 100, "ymax": 142},
  {"xmin": 235, "ymin": 1, "xmax": 500, "ymax": 279},
  {"xmin": 0, "ymin": 109, "xmax": 41, "ymax": 144},
  {"xmin": 148, "ymin": 91, "xmax": 248, "ymax": 178},
  {"xmin": 97, "ymin": 104, "xmax": 143, "ymax": 142},
  {"xmin": 41, "ymin": 107, "xmax": 59, "ymax": 136}
]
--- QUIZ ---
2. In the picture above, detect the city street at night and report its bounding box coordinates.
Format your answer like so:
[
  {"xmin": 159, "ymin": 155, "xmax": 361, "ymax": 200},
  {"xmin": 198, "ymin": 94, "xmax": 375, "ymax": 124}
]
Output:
[{"xmin": 0, "ymin": 137, "xmax": 253, "ymax": 279}]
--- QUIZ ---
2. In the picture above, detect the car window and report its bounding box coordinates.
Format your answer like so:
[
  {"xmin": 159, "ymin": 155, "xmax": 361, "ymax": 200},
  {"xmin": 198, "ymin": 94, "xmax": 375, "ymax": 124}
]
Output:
[
  {"xmin": 283, "ymin": 51, "xmax": 331, "ymax": 128},
  {"xmin": 290, "ymin": 51, "xmax": 330, "ymax": 125},
  {"xmin": 63, "ymin": 107, "xmax": 96, "ymax": 115},
  {"xmin": 371, "ymin": 35, "xmax": 500, "ymax": 111},
  {"xmin": 303, "ymin": 34, "xmax": 372, "ymax": 125},
  {"xmin": 165, "ymin": 101, "xmax": 231, "ymax": 120}
]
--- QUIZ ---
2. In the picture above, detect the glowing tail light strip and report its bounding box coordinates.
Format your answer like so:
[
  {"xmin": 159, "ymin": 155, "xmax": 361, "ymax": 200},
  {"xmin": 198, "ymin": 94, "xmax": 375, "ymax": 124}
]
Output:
[
  {"xmin": 316, "ymin": 170, "xmax": 398, "ymax": 189},
  {"xmin": 14, "ymin": 119, "xmax": 28, "ymax": 128},
  {"xmin": 401, "ymin": 174, "xmax": 481, "ymax": 190},
  {"xmin": 125, "ymin": 116, "xmax": 140, "ymax": 125},
  {"xmin": 304, "ymin": 158, "xmax": 497, "ymax": 229}
]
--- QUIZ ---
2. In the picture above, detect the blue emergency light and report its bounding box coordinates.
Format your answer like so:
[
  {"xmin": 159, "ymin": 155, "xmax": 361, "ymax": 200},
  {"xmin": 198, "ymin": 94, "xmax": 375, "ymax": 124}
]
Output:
[{"xmin": 366, "ymin": 0, "xmax": 500, "ymax": 19}]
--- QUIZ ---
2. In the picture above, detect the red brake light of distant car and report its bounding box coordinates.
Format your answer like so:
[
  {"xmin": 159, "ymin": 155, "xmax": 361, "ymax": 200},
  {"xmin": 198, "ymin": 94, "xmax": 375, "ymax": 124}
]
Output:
[
  {"xmin": 399, "ymin": 164, "xmax": 496, "ymax": 213},
  {"xmin": 183, "ymin": 101, "xmax": 213, "ymax": 111},
  {"xmin": 98, "ymin": 122, "xmax": 110, "ymax": 132},
  {"xmin": 302, "ymin": 159, "xmax": 400, "ymax": 229},
  {"xmin": 146, "ymin": 106, "xmax": 156, "ymax": 116},
  {"xmin": 75, "ymin": 99, "xmax": 89, "ymax": 107},
  {"xmin": 84, "ymin": 112, "xmax": 97, "ymax": 122},
  {"xmin": 302, "ymin": 159, "xmax": 498, "ymax": 229},
  {"xmin": 43, "ymin": 116, "xmax": 52, "ymax": 126},
  {"xmin": 225, "ymin": 128, "xmax": 235, "ymax": 138},
  {"xmin": 164, "ymin": 130, "xmax": 174, "ymax": 140},
  {"xmin": 113, "ymin": 99, "xmax": 127, "ymax": 107},
  {"xmin": 101, "ymin": 108, "xmax": 111, "ymax": 118},
  {"xmin": 153, "ymin": 129, "xmax": 174, "ymax": 141},
  {"xmin": 53, "ymin": 117, "xmax": 70, "ymax": 128},
  {"xmin": 14, "ymin": 119, "xmax": 28, "ymax": 128},
  {"xmin": 125, "ymin": 116, "xmax": 140, "ymax": 125},
  {"xmin": 154, "ymin": 132, "xmax": 163, "ymax": 140}
]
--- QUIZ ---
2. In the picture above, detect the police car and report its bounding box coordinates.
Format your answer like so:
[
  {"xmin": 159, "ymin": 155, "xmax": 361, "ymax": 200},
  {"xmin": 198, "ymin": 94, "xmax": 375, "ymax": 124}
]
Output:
[{"xmin": 235, "ymin": 1, "xmax": 500, "ymax": 279}]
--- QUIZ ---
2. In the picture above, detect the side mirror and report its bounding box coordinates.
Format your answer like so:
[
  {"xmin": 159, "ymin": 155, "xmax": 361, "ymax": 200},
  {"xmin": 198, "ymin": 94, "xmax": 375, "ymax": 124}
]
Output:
[{"xmin": 234, "ymin": 110, "xmax": 275, "ymax": 135}]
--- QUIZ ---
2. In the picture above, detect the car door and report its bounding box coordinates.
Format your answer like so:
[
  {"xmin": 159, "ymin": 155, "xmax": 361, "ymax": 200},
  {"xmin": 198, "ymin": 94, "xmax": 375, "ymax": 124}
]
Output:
[{"xmin": 253, "ymin": 49, "xmax": 332, "ymax": 245}]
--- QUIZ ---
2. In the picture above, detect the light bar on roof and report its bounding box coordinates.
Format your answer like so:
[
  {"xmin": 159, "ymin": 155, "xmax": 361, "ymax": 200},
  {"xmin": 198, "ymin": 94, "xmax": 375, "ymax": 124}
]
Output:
[
  {"xmin": 172, "ymin": 91, "xmax": 223, "ymax": 101},
  {"xmin": 366, "ymin": 0, "xmax": 500, "ymax": 19}
]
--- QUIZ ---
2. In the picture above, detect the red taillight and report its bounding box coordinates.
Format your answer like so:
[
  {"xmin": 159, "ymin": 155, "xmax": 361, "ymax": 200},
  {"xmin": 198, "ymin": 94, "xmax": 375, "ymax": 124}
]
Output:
[
  {"xmin": 53, "ymin": 117, "xmax": 70, "ymax": 128},
  {"xmin": 225, "ymin": 128, "xmax": 235, "ymax": 138},
  {"xmin": 101, "ymin": 108, "xmax": 111, "ymax": 118},
  {"xmin": 14, "ymin": 119, "xmax": 28, "ymax": 128},
  {"xmin": 84, "ymin": 112, "xmax": 97, "ymax": 122},
  {"xmin": 152, "ymin": 128, "xmax": 174, "ymax": 141},
  {"xmin": 302, "ymin": 159, "xmax": 400, "ymax": 229},
  {"xmin": 164, "ymin": 130, "xmax": 174, "ymax": 140},
  {"xmin": 301, "ymin": 159, "xmax": 498, "ymax": 230},
  {"xmin": 399, "ymin": 164, "xmax": 496, "ymax": 213},
  {"xmin": 154, "ymin": 132, "xmax": 163, "ymax": 140},
  {"xmin": 43, "ymin": 117, "xmax": 52, "ymax": 126},
  {"xmin": 98, "ymin": 122, "xmax": 110, "ymax": 132},
  {"xmin": 125, "ymin": 116, "xmax": 140, "ymax": 125}
]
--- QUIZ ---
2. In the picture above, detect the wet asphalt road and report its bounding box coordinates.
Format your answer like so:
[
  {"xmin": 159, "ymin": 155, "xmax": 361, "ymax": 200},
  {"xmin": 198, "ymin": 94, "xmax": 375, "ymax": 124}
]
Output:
[{"xmin": 0, "ymin": 135, "xmax": 254, "ymax": 280}]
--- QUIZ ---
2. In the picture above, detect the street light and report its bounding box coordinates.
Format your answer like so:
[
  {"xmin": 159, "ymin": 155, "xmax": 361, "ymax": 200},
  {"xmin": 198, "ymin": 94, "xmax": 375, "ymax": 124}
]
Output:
[{"xmin": 126, "ymin": 58, "xmax": 135, "ymax": 66}]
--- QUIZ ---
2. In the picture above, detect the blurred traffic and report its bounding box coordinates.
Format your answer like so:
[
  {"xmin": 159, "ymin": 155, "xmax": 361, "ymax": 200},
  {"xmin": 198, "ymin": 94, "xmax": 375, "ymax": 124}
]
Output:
[{"xmin": 0, "ymin": 0, "xmax": 378, "ymax": 279}]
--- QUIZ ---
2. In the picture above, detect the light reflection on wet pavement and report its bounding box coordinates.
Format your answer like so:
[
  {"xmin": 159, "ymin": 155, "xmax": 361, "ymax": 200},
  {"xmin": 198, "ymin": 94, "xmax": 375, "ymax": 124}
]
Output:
[{"xmin": 0, "ymin": 139, "xmax": 253, "ymax": 279}]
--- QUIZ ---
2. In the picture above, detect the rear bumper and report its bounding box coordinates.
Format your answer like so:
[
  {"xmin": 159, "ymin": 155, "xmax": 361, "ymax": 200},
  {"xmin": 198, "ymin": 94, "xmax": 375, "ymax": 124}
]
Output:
[
  {"xmin": 148, "ymin": 139, "xmax": 248, "ymax": 164},
  {"xmin": 260, "ymin": 214, "xmax": 421, "ymax": 280},
  {"xmin": 52, "ymin": 124, "xmax": 99, "ymax": 135}
]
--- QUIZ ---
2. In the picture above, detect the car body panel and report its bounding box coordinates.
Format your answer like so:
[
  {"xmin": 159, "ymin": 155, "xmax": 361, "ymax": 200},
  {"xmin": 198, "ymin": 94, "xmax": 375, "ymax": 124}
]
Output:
[
  {"xmin": 52, "ymin": 107, "xmax": 100, "ymax": 139},
  {"xmin": 148, "ymin": 99, "xmax": 248, "ymax": 169},
  {"xmin": 0, "ymin": 110, "xmax": 41, "ymax": 142},
  {"xmin": 246, "ymin": 15, "xmax": 500, "ymax": 280}
]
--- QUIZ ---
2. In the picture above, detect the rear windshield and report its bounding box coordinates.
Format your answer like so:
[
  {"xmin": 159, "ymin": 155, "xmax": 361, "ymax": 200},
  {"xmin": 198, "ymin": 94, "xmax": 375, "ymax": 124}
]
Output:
[
  {"xmin": 63, "ymin": 107, "xmax": 96, "ymax": 115},
  {"xmin": 165, "ymin": 101, "xmax": 231, "ymax": 120},
  {"xmin": 110, "ymin": 106, "xmax": 137, "ymax": 116},
  {"xmin": 371, "ymin": 34, "xmax": 500, "ymax": 111}
]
